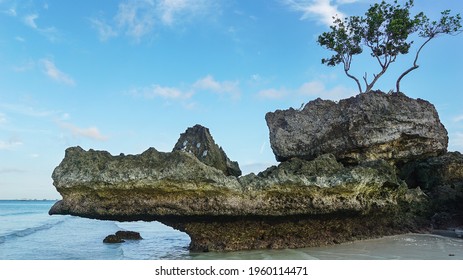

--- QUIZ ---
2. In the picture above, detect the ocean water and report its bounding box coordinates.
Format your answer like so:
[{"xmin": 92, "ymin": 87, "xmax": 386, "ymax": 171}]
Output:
[{"xmin": 1, "ymin": 200, "xmax": 462, "ymax": 260}]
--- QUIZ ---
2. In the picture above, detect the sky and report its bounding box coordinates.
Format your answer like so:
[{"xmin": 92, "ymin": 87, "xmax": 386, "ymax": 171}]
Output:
[{"xmin": 0, "ymin": 0, "xmax": 462, "ymax": 199}]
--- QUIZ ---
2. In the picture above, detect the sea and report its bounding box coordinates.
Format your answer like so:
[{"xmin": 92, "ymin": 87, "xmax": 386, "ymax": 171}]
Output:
[{"xmin": 1, "ymin": 200, "xmax": 463, "ymax": 260}]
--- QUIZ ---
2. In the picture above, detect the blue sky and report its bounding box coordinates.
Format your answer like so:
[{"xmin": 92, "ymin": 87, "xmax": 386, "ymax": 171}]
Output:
[{"xmin": 0, "ymin": 0, "xmax": 462, "ymax": 199}]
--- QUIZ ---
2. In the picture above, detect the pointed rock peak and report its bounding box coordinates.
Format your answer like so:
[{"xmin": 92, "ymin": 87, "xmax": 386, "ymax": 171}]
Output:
[{"xmin": 173, "ymin": 124, "xmax": 242, "ymax": 177}]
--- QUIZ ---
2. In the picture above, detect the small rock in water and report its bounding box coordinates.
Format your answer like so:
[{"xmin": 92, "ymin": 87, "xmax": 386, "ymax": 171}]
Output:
[
  {"xmin": 449, "ymin": 253, "xmax": 455, "ymax": 257},
  {"xmin": 103, "ymin": 234, "xmax": 125, "ymax": 244},
  {"xmin": 115, "ymin": 230, "xmax": 143, "ymax": 240}
]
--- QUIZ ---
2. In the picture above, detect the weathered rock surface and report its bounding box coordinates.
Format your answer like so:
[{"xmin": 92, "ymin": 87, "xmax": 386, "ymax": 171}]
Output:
[
  {"xmin": 103, "ymin": 231, "xmax": 142, "ymax": 244},
  {"xmin": 400, "ymin": 152, "xmax": 463, "ymax": 229},
  {"xmin": 266, "ymin": 92, "xmax": 448, "ymax": 164},
  {"xmin": 103, "ymin": 234, "xmax": 124, "ymax": 244},
  {"xmin": 115, "ymin": 230, "xmax": 143, "ymax": 240},
  {"xmin": 49, "ymin": 92, "xmax": 455, "ymax": 252},
  {"xmin": 173, "ymin": 125, "xmax": 241, "ymax": 177},
  {"xmin": 49, "ymin": 146, "xmax": 427, "ymax": 251}
]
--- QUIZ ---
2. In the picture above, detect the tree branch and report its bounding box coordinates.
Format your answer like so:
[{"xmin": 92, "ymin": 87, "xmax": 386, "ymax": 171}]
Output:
[
  {"xmin": 396, "ymin": 36, "xmax": 434, "ymax": 92},
  {"xmin": 344, "ymin": 67, "xmax": 363, "ymax": 93},
  {"xmin": 363, "ymin": 72, "xmax": 369, "ymax": 90},
  {"xmin": 366, "ymin": 66, "xmax": 387, "ymax": 92}
]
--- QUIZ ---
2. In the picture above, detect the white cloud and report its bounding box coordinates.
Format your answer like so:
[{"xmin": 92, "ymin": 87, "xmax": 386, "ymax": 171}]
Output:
[
  {"xmin": 193, "ymin": 75, "xmax": 240, "ymax": 100},
  {"xmin": 92, "ymin": 0, "xmax": 217, "ymax": 42},
  {"xmin": 90, "ymin": 18, "xmax": 118, "ymax": 41},
  {"xmin": 60, "ymin": 113, "xmax": 71, "ymax": 121},
  {"xmin": 23, "ymin": 14, "xmax": 59, "ymax": 41},
  {"xmin": 0, "ymin": 168, "xmax": 26, "ymax": 174},
  {"xmin": 297, "ymin": 80, "xmax": 355, "ymax": 100},
  {"xmin": 0, "ymin": 138, "xmax": 23, "ymax": 150},
  {"xmin": 336, "ymin": 0, "xmax": 358, "ymax": 4},
  {"xmin": 131, "ymin": 75, "xmax": 240, "ymax": 104},
  {"xmin": 282, "ymin": 0, "xmax": 358, "ymax": 26},
  {"xmin": 158, "ymin": 0, "xmax": 189, "ymax": 25},
  {"xmin": 157, "ymin": 0, "xmax": 214, "ymax": 26},
  {"xmin": 13, "ymin": 59, "xmax": 34, "ymax": 72},
  {"xmin": 257, "ymin": 88, "xmax": 289, "ymax": 99},
  {"xmin": 251, "ymin": 74, "xmax": 261, "ymax": 82},
  {"xmin": 258, "ymin": 80, "xmax": 355, "ymax": 101},
  {"xmin": 453, "ymin": 115, "xmax": 463, "ymax": 123},
  {"xmin": 249, "ymin": 73, "xmax": 272, "ymax": 87},
  {"xmin": 115, "ymin": 0, "xmax": 156, "ymax": 40},
  {"xmin": 24, "ymin": 14, "xmax": 38, "ymax": 29},
  {"xmin": 0, "ymin": 113, "xmax": 6, "ymax": 124},
  {"xmin": 449, "ymin": 132, "xmax": 463, "ymax": 152},
  {"xmin": 40, "ymin": 59, "xmax": 75, "ymax": 86},
  {"xmin": 137, "ymin": 84, "xmax": 193, "ymax": 100},
  {"xmin": 3, "ymin": 8, "xmax": 17, "ymax": 17},
  {"xmin": 59, "ymin": 122, "xmax": 108, "ymax": 141},
  {"xmin": 0, "ymin": 103, "xmax": 56, "ymax": 118}
]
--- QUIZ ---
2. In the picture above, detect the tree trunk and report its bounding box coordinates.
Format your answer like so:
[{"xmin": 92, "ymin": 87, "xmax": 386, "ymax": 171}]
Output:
[
  {"xmin": 396, "ymin": 65, "xmax": 419, "ymax": 93},
  {"xmin": 345, "ymin": 69, "xmax": 363, "ymax": 93}
]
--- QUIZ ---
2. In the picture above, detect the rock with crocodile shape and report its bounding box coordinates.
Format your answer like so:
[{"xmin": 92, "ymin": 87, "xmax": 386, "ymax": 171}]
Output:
[{"xmin": 49, "ymin": 146, "xmax": 427, "ymax": 251}]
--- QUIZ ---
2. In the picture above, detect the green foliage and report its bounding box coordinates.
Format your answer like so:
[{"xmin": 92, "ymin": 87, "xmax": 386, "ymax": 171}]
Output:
[
  {"xmin": 317, "ymin": 0, "xmax": 462, "ymax": 93},
  {"xmin": 319, "ymin": 16, "xmax": 363, "ymax": 67},
  {"xmin": 364, "ymin": 0, "xmax": 416, "ymax": 58},
  {"xmin": 418, "ymin": 10, "xmax": 462, "ymax": 38}
]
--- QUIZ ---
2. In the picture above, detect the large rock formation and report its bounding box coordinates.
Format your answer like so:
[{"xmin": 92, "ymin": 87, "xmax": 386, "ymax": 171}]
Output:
[
  {"xmin": 49, "ymin": 146, "xmax": 427, "ymax": 251},
  {"xmin": 48, "ymin": 92, "xmax": 458, "ymax": 252},
  {"xmin": 172, "ymin": 125, "xmax": 241, "ymax": 177},
  {"xmin": 266, "ymin": 92, "xmax": 448, "ymax": 164}
]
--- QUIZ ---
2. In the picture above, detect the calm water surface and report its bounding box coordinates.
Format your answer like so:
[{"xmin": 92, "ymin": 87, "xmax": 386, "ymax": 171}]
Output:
[{"xmin": 1, "ymin": 200, "xmax": 462, "ymax": 260}]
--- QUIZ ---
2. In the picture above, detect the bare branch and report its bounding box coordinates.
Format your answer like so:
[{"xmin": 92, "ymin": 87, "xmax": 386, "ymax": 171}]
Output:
[
  {"xmin": 345, "ymin": 69, "xmax": 363, "ymax": 93},
  {"xmin": 396, "ymin": 36, "xmax": 433, "ymax": 92}
]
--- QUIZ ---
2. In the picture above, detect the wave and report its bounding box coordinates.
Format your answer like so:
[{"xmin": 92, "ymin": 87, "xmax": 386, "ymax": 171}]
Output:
[
  {"xmin": 0, "ymin": 219, "xmax": 66, "ymax": 244},
  {"xmin": 0, "ymin": 211, "xmax": 41, "ymax": 217}
]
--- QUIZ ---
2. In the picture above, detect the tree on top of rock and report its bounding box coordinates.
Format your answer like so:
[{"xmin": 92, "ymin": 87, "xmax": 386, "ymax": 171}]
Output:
[{"xmin": 317, "ymin": 0, "xmax": 461, "ymax": 94}]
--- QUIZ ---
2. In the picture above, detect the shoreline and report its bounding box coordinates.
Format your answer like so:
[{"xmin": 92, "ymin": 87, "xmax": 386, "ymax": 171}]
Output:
[{"xmin": 431, "ymin": 229, "xmax": 463, "ymax": 239}]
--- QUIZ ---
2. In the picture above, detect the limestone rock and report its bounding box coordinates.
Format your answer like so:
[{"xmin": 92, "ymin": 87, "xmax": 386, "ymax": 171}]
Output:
[
  {"xmin": 266, "ymin": 92, "xmax": 448, "ymax": 164},
  {"xmin": 172, "ymin": 124, "xmax": 241, "ymax": 177},
  {"xmin": 115, "ymin": 230, "xmax": 142, "ymax": 240},
  {"xmin": 103, "ymin": 234, "xmax": 124, "ymax": 244},
  {"xmin": 103, "ymin": 231, "xmax": 142, "ymax": 244},
  {"xmin": 49, "ymin": 146, "xmax": 427, "ymax": 251},
  {"xmin": 50, "ymin": 146, "xmax": 241, "ymax": 218}
]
